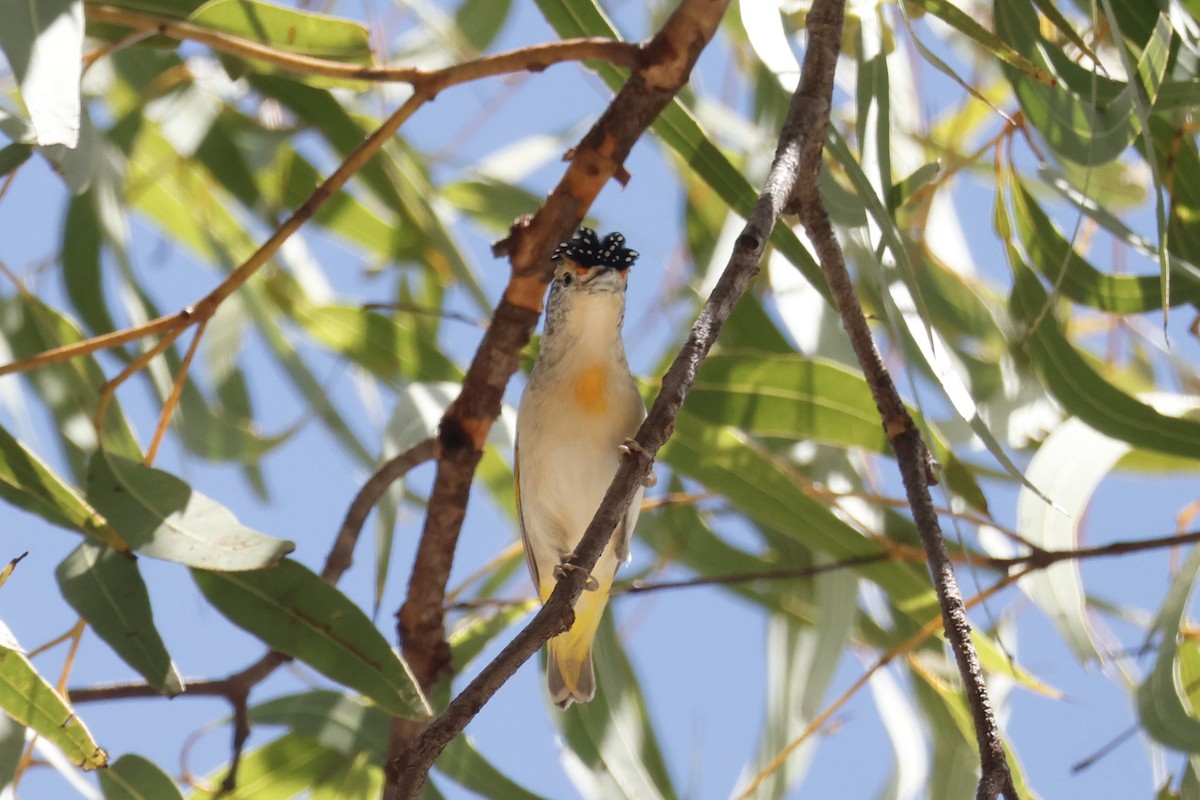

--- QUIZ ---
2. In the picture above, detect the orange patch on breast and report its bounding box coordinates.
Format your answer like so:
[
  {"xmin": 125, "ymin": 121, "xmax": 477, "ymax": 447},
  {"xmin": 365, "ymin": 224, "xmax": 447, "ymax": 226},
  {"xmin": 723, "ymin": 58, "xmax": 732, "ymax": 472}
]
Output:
[{"xmin": 572, "ymin": 364, "xmax": 609, "ymax": 416}]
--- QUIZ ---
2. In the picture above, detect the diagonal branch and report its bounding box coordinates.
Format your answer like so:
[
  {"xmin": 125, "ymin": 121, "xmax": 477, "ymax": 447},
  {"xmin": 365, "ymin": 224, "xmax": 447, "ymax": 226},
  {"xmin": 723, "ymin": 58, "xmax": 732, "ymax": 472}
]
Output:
[{"xmin": 786, "ymin": 0, "xmax": 1019, "ymax": 797}]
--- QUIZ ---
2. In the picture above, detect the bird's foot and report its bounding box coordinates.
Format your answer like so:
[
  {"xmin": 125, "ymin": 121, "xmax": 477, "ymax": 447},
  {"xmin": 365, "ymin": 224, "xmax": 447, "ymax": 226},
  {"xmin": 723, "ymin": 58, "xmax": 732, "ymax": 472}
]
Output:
[
  {"xmin": 618, "ymin": 438, "xmax": 657, "ymax": 487},
  {"xmin": 554, "ymin": 561, "xmax": 599, "ymax": 592}
]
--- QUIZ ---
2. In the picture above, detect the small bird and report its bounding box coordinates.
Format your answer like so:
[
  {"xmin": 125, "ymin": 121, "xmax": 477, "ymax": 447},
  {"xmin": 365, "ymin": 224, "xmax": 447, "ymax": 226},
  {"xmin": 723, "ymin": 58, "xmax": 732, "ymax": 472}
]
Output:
[{"xmin": 515, "ymin": 227, "xmax": 646, "ymax": 708}]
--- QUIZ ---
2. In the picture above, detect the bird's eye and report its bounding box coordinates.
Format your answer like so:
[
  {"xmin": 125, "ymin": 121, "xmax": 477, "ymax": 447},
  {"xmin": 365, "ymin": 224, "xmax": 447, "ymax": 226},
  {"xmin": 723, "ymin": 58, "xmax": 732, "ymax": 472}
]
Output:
[{"xmin": 561, "ymin": 273, "xmax": 573, "ymax": 286}]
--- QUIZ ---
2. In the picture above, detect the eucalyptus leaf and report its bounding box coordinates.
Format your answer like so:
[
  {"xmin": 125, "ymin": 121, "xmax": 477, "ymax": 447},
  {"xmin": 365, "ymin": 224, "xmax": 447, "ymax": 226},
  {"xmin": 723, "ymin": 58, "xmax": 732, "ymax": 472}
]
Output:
[
  {"xmin": 56, "ymin": 542, "xmax": 184, "ymax": 695},
  {"xmin": 86, "ymin": 453, "xmax": 294, "ymax": 570},
  {"xmin": 193, "ymin": 559, "xmax": 431, "ymax": 719},
  {"xmin": 99, "ymin": 753, "xmax": 184, "ymax": 800}
]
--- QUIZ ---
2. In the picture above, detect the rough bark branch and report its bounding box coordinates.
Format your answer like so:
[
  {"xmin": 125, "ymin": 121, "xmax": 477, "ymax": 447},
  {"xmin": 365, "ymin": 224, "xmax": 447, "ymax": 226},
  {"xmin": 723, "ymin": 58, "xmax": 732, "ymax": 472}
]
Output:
[{"xmin": 786, "ymin": 0, "xmax": 1019, "ymax": 796}]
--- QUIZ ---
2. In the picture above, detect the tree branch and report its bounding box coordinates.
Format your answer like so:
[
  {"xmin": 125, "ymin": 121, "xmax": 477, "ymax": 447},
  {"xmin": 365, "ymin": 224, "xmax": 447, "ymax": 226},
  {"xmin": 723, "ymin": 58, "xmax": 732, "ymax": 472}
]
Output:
[
  {"xmin": 86, "ymin": 4, "xmax": 639, "ymax": 85},
  {"xmin": 322, "ymin": 438, "xmax": 440, "ymax": 583},
  {"xmin": 786, "ymin": 0, "xmax": 1018, "ymax": 796}
]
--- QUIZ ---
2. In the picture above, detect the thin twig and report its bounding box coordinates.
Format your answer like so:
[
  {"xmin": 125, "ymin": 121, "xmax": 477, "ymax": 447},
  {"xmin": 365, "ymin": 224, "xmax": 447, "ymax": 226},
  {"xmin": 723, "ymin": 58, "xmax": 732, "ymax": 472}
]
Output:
[
  {"xmin": 322, "ymin": 438, "xmax": 440, "ymax": 584},
  {"xmin": 145, "ymin": 319, "xmax": 207, "ymax": 465},
  {"xmin": 786, "ymin": 0, "xmax": 1017, "ymax": 796},
  {"xmin": 737, "ymin": 565, "xmax": 1032, "ymax": 798},
  {"xmin": 86, "ymin": 4, "xmax": 638, "ymax": 85}
]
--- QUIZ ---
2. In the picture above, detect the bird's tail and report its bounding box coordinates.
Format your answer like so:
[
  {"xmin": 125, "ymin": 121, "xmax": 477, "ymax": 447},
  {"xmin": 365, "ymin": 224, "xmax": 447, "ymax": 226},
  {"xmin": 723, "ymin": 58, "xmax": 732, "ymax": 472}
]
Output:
[{"xmin": 546, "ymin": 584, "xmax": 610, "ymax": 708}]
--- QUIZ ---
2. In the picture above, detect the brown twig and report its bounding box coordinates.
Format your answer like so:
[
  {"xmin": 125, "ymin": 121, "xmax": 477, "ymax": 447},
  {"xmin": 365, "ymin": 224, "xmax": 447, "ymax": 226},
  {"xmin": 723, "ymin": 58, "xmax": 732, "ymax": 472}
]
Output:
[
  {"xmin": 737, "ymin": 564, "xmax": 1031, "ymax": 798},
  {"xmin": 86, "ymin": 4, "xmax": 638, "ymax": 86},
  {"xmin": 786, "ymin": 0, "xmax": 1017, "ymax": 796},
  {"xmin": 322, "ymin": 438, "xmax": 440, "ymax": 584}
]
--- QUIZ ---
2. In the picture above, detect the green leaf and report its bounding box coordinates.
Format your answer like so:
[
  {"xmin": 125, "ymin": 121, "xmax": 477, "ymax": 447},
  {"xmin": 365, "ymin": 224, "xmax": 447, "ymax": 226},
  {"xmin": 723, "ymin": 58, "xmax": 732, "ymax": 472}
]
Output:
[
  {"xmin": 0, "ymin": 625, "xmax": 106, "ymax": 770},
  {"xmin": 0, "ymin": 421, "xmax": 127, "ymax": 551},
  {"xmin": 99, "ymin": 753, "xmax": 184, "ymax": 800},
  {"xmin": 555, "ymin": 615, "xmax": 676, "ymax": 800},
  {"xmin": 62, "ymin": 190, "xmax": 120, "ymax": 338},
  {"xmin": 448, "ymin": 600, "xmax": 537, "ymax": 675},
  {"xmin": 1008, "ymin": 259, "xmax": 1200, "ymax": 460},
  {"xmin": 56, "ymin": 542, "xmax": 184, "ymax": 696},
  {"xmin": 906, "ymin": 0, "xmax": 1054, "ymax": 86},
  {"xmin": 455, "ymin": 0, "xmax": 513, "ymax": 51},
  {"xmin": 994, "ymin": 0, "xmax": 1169, "ymax": 166},
  {"xmin": 0, "ymin": 0, "xmax": 83, "ymax": 146},
  {"xmin": 250, "ymin": 690, "xmax": 389, "ymax": 760},
  {"xmin": 0, "ymin": 294, "xmax": 142, "ymax": 476},
  {"xmin": 187, "ymin": 0, "xmax": 372, "ymax": 85},
  {"xmin": 193, "ymin": 559, "xmax": 431, "ymax": 719},
  {"xmin": 189, "ymin": 733, "xmax": 340, "ymax": 800},
  {"xmin": 437, "ymin": 736, "xmax": 547, "ymax": 800},
  {"xmin": 686, "ymin": 352, "xmax": 892, "ymax": 451},
  {"xmin": 443, "ymin": 179, "xmax": 543, "ymax": 233},
  {"xmin": 0, "ymin": 143, "xmax": 33, "ymax": 177},
  {"xmin": 1137, "ymin": 544, "xmax": 1200, "ymax": 751},
  {"xmin": 86, "ymin": 453, "xmax": 295, "ymax": 570},
  {"xmin": 660, "ymin": 412, "xmax": 940, "ymax": 625},
  {"xmin": 1011, "ymin": 179, "xmax": 1200, "ymax": 312},
  {"xmin": 267, "ymin": 148, "xmax": 417, "ymax": 260},
  {"xmin": 270, "ymin": 286, "xmax": 461, "ymax": 383}
]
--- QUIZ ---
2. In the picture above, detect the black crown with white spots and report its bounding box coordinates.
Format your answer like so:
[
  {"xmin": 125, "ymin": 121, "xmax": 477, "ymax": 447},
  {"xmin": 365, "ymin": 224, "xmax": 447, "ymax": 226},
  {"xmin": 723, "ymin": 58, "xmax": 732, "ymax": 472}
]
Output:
[{"xmin": 552, "ymin": 227, "xmax": 639, "ymax": 270}]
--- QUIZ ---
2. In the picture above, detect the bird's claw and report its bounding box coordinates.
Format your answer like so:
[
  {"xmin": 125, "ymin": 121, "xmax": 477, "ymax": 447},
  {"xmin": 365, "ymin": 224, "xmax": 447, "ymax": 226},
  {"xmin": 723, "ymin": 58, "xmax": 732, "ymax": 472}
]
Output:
[
  {"xmin": 618, "ymin": 439, "xmax": 657, "ymax": 487},
  {"xmin": 554, "ymin": 561, "xmax": 599, "ymax": 592}
]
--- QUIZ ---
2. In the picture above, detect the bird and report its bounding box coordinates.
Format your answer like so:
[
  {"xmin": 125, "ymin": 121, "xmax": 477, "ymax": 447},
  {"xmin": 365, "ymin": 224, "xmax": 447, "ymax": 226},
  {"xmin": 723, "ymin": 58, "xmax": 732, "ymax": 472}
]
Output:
[{"xmin": 515, "ymin": 226, "xmax": 647, "ymax": 708}]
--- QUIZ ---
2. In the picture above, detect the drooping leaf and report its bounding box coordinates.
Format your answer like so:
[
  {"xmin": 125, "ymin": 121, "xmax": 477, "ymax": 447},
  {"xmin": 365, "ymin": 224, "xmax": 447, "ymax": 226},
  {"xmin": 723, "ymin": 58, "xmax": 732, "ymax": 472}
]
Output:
[
  {"xmin": 0, "ymin": 421, "xmax": 127, "ymax": 551},
  {"xmin": 56, "ymin": 542, "xmax": 184, "ymax": 695},
  {"xmin": 187, "ymin": 0, "xmax": 373, "ymax": 86},
  {"xmin": 554, "ymin": 615, "xmax": 676, "ymax": 800},
  {"xmin": 193, "ymin": 559, "xmax": 431, "ymax": 719},
  {"xmin": 99, "ymin": 753, "xmax": 184, "ymax": 800},
  {"xmin": 660, "ymin": 412, "xmax": 940, "ymax": 625},
  {"xmin": 1011, "ymin": 179, "xmax": 1200, "ymax": 312},
  {"xmin": 0, "ymin": 294, "xmax": 142, "ymax": 477},
  {"xmin": 189, "ymin": 733, "xmax": 341, "ymax": 800},
  {"xmin": 455, "ymin": 0, "xmax": 513, "ymax": 51},
  {"xmin": 86, "ymin": 453, "xmax": 294, "ymax": 570},
  {"xmin": 994, "ymin": 0, "xmax": 1169, "ymax": 166},
  {"xmin": 1137, "ymin": 545, "xmax": 1200, "ymax": 752},
  {"xmin": 250, "ymin": 690, "xmax": 389, "ymax": 760},
  {"xmin": 437, "ymin": 736, "xmax": 547, "ymax": 800},
  {"xmin": 1007, "ymin": 258, "xmax": 1200, "ymax": 460},
  {"xmin": 0, "ymin": 143, "xmax": 33, "ymax": 177},
  {"xmin": 0, "ymin": 0, "xmax": 83, "ymax": 147},
  {"xmin": 0, "ymin": 623, "xmax": 107, "ymax": 770}
]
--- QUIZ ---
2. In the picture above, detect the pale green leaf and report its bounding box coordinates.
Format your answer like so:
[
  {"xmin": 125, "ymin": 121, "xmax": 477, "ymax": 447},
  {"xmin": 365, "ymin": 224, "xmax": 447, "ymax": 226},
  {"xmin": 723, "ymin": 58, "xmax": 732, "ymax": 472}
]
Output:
[
  {"xmin": 56, "ymin": 542, "xmax": 184, "ymax": 696},
  {"xmin": 86, "ymin": 453, "xmax": 294, "ymax": 570},
  {"xmin": 99, "ymin": 753, "xmax": 184, "ymax": 800},
  {"xmin": 1137, "ymin": 545, "xmax": 1200, "ymax": 751},
  {"xmin": 0, "ymin": 629, "xmax": 106, "ymax": 770},
  {"xmin": 193, "ymin": 560, "xmax": 431, "ymax": 719},
  {"xmin": 0, "ymin": 0, "xmax": 83, "ymax": 146}
]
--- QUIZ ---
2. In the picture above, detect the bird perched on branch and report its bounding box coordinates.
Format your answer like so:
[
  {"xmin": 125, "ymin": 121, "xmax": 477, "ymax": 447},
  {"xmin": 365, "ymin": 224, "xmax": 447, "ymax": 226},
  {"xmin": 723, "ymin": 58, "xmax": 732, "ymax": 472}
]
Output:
[{"xmin": 515, "ymin": 227, "xmax": 647, "ymax": 708}]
